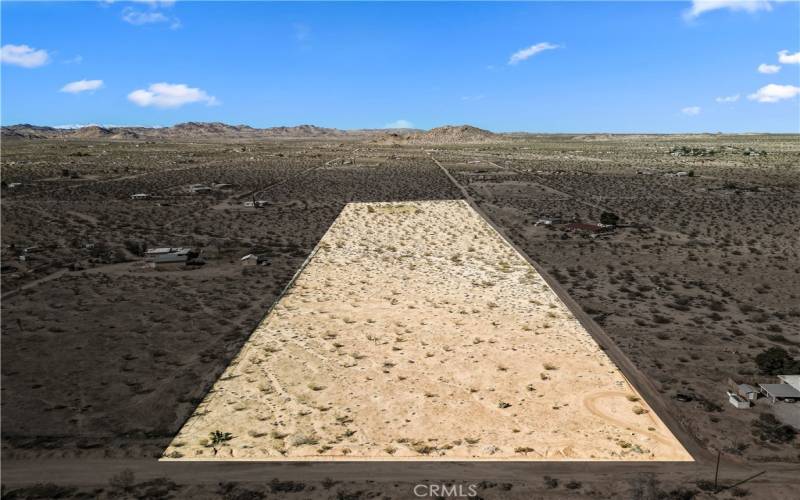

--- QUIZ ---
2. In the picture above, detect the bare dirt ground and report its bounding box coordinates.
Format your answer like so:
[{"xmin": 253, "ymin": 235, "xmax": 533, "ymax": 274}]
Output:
[
  {"xmin": 165, "ymin": 200, "xmax": 688, "ymax": 461},
  {"xmin": 2, "ymin": 134, "xmax": 798, "ymax": 498}
]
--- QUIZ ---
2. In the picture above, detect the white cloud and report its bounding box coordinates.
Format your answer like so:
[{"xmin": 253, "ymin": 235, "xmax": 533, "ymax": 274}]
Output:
[
  {"xmin": 383, "ymin": 120, "xmax": 414, "ymax": 129},
  {"xmin": 748, "ymin": 83, "xmax": 800, "ymax": 103},
  {"xmin": 757, "ymin": 63, "xmax": 781, "ymax": 74},
  {"xmin": 1, "ymin": 44, "xmax": 50, "ymax": 68},
  {"xmin": 63, "ymin": 55, "xmax": 83, "ymax": 64},
  {"xmin": 778, "ymin": 50, "xmax": 800, "ymax": 64},
  {"xmin": 681, "ymin": 106, "xmax": 701, "ymax": 116},
  {"xmin": 508, "ymin": 42, "xmax": 560, "ymax": 65},
  {"xmin": 132, "ymin": 0, "xmax": 176, "ymax": 7},
  {"xmin": 122, "ymin": 5, "xmax": 180, "ymax": 28},
  {"xmin": 122, "ymin": 8, "xmax": 169, "ymax": 25},
  {"xmin": 60, "ymin": 79, "xmax": 104, "ymax": 94},
  {"xmin": 715, "ymin": 94, "xmax": 740, "ymax": 103},
  {"xmin": 128, "ymin": 82, "xmax": 219, "ymax": 108},
  {"xmin": 684, "ymin": 0, "xmax": 773, "ymax": 19}
]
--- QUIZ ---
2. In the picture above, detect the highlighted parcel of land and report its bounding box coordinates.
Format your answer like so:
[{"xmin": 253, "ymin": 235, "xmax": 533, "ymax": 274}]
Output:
[{"xmin": 164, "ymin": 200, "xmax": 692, "ymax": 461}]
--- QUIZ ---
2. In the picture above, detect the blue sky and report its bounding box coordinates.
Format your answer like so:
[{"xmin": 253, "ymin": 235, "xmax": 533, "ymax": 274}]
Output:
[{"xmin": 2, "ymin": 1, "xmax": 799, "ymax": 132}]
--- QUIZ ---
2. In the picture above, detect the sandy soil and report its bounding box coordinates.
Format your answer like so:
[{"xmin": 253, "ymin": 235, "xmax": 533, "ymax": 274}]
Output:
[{"xmin": 164, "ymin": 200, "xmax": 690, "ymax": 461}]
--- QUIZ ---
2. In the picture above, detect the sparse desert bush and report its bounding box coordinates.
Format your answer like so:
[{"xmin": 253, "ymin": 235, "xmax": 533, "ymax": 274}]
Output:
[
  {"xmin": 109, "ymin": 469, "xmax": 136, "ymax": 491},
  {"xmin": 411, "ymin": 441, "xmax": 436, "ymax": 455},
  {"xmin": 755, "ymin": 347, "xmax": 800, "ymax": 375},
  {"xmin": 290, "ymin": 433, "xmax": 320, "ymax": 446},
  {"xmin": 751, "ymin": 413, "xmax": 796, "ymax": 444}
]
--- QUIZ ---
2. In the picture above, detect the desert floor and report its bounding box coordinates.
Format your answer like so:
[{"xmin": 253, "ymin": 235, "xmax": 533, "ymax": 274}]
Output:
[{"xmin": 165, "ymin": 200, "xmax": 690, "ymax": 461}]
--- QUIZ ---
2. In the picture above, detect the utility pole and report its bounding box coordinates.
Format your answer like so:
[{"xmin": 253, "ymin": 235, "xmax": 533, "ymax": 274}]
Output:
[{"xmin": 713, "ymin": 450, "xmax": 721, "ymax": 492}]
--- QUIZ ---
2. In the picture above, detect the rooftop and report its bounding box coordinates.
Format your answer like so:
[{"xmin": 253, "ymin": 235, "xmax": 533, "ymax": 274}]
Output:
[{"xmin": 759, "ymin": 383, "xmax": 800, "ymax": 399}]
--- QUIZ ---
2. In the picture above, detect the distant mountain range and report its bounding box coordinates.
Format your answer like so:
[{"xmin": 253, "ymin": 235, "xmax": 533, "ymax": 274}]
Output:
[{"xmin": 1, "ymin": 122, "xmax": 505, "ymax": 144}]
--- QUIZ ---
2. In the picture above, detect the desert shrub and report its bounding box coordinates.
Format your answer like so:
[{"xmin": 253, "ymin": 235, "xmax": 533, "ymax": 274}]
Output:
[
  {"xmin": 109, "ymin": 469, "xmax": 136, "ymax": 491},
  {"xmin": 322, "ymin": 477, "xmax": 340, "ymax": 490},
  {"xmin": 652, "ymin": 314, "xmax": 672, "ymax": 324},
  {"xmin": 209, "ymin": 430, "xmax": 233, "ymax": 454},
  {"xmin": 751, "ymin": 413, "xmax": 796, "ymax": 444},
  {"xmin": 754, "ymin": 347, "xmax": 800, "ymax": 376},
  {"xmin": 269, "ymin": 479, "xmax": 305, "ymax": 493},
  {"xmin": 124, "ymin": 239, "xmax": 147, "ymax": 256},
  {"xmin": 2, "ymin": 483, "xmax": 77, "ymax": 499},
  {"xmin": 600, "ymin": 211, "xmax": 620, "ymax": 225},
  {"xmin": 543, "ymin": 476, "xmax": 559, "ymax": 489},
  {"xmin": 565, "ymin": 481, "xmax": 582, "ymax": 490},
  {"xmin": 133, "ymin": 478, "xmax": 180, "ymax": 500},
  {"xmin": 290, "ymin": 434, "xmax": 319, "ymax": 446},
  {"xmin": 631, "ymin": 474, "xmax": 698, "ymax": 500}
]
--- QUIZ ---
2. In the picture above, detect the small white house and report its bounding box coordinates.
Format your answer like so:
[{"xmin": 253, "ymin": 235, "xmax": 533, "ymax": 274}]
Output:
[
  {"xmin": 130, "ymin": 193, "xmax": 150, "ymax": 200},
  {"xmin": 727, "ymin": 391, "xmax": 750, "ymax": 409}
]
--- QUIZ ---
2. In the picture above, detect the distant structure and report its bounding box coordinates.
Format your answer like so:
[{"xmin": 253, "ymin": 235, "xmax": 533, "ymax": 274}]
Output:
[
  {"xmin": 188, "ymin": 184, "xmax": 212, "ymax": 194},
  {"xmin": 240, "ymin": 254, "xmax": 259, "ymax": 266},
  {"xmin": 240, "ymin": 253, "xmax": 268, "ymax": 266},
  {"xmin": 726, "ymin": 380, "xmax": 759, "ymax": 409},
  {"xmin": 759, "ymin": 381, "xmax": 800, "ymax": 404},
  {"xmin": 757, "ymin": 374, "xmax": 800, "ymax": 404},
  {"xmin": 130, "ymin": 193, "xmax": 150, "ymax": 200},
  {"xmin": 145, "ymin": 247, "xmax": 195, "ymax": 269},
  {"xmin": 726, "ymin": 376, "xmax": 800, "ymax": 407},
  {"xmin": 535, "ymin": 217, "xmax": 561, "ymax": 226}
]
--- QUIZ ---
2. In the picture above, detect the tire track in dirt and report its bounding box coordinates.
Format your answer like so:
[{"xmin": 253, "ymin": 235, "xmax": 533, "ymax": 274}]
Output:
[{"xmin": 582, "ymin": 391, "xmax": 682, "ymax": 451}]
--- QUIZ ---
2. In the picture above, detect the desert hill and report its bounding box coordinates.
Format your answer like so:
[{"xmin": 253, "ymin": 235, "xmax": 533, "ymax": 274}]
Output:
[
  {"xmin": 1, "ymin": 122, "xmax": 506, "ymax": 143},
  {"xmin": 409, "ymin": 124, "xmax": 499, "ymax": 144},
  {"xmin": 373, "ymin": 124, "xmax": 502, "ymax": 145},
  {"xmin": 1, "ymin": 122, "xmax": 353, "ymax": 141}
]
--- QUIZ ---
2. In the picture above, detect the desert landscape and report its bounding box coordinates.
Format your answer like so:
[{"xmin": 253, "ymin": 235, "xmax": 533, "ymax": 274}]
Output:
[
  {"xmin": 2, "ymin": 124, "xmax": 799, "ymax": 497},
  {"xmin": 164, "ymin": 200, "xmax": 689, "ymax": 461}
]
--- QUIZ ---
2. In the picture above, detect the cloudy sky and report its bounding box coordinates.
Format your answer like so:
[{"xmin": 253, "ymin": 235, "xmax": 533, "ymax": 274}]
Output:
[{"xmin": 2, "ymin": 1, "xmax": 799, "ymax": 132}]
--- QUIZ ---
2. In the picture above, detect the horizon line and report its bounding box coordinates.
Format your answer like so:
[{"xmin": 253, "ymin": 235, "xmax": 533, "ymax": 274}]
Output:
[{"xmin": 3, "ymin": 122, "xmax": 799, "ymax": 136}]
